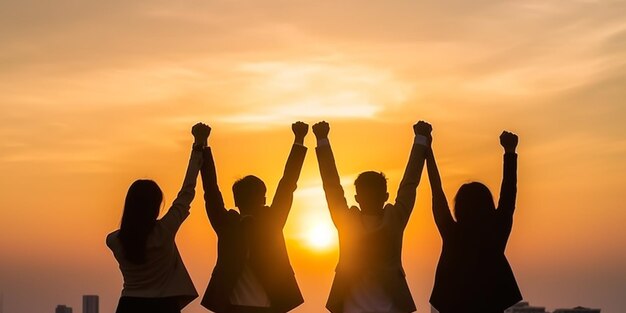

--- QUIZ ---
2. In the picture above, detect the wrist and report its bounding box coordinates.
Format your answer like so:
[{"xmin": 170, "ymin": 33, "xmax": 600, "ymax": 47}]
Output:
[
  {"xmin": 294, "ymin": 137, "xmax": 305, "ymax": 145},
  {"xmin": 413, "ymin": 134, "xmax": 429, "ymax": 146},
  {"xmin": 316, "ymin": 137, "xmax": 330, "ymax": 147},
  {"xmin": 504, "ymin": 147, "xmax": 516, "ymax": 154},
  {"xmin": 314, "ymin": 135, "xmax": 328, "ymax": 141},
  {"xmin": 192, "ymin": 142, "xmax": 205, "ymax": 152},
  {"xmin": 194, "ymin": 139, "xmax": 207, "ymax": 147}
]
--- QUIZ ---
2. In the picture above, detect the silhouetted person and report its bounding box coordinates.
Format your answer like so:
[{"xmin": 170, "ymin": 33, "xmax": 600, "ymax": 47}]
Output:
[
  {"xmin": 426, "ymin": 130, "xmax": 522, "ymax": 313},
  {"xmin": 106, "ymin": 123, "xmax": 210, "ymax": 313},
  {"xmin": 313, "ymin": 121, "xmax": 431, "ymax": 313},
  {"xmin": 200, "ymin": 122, "xmax": 308, "ymax": 313}
]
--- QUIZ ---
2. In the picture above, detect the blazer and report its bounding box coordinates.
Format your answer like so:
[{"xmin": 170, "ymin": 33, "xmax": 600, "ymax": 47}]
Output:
[
  {"xmin": 200, "ymin": 144, "xmax": 307, "ymax": 313},
  {"xmin": 429, "ymin": 153, "xmax": 522, "ymax": 313},
  {"xmin": 316, "ymin": 141, "xmax": 427, "ymax": 313},
  {"xmin": 106, "ymin": 148, "xmax": 201, "ymax": 309}
]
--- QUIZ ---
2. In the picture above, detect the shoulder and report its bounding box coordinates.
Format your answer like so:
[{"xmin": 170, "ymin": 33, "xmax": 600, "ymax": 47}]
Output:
[
  {"xmin": 105, "ymin": 230, "xmax": 120, "ymax": 248},
  {"xmin": 347, "ymin": 205, "xmax": 362, "ymax": 215},
  {"xmin": 383, "ymin": 203, "xmax": 402, "ymax": 217},
  {"xmin": 222, "ymin": 209, "xmax": 242, "ymax": 224}
]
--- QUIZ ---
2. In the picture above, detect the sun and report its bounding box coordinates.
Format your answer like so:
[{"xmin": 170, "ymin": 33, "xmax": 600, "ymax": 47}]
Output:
[{"xmin": 305, "ymin": 223, "xmax": 336, "ymax": 250}]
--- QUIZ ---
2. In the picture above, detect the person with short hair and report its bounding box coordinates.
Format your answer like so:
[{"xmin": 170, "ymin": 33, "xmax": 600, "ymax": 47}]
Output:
[
  {"xmin": 200, "ymin": 122, "xmax": 308, "ymax": 313},
  {"xmin": 313, "ymin": 121, "xmax": 431, "ymax": 313}
]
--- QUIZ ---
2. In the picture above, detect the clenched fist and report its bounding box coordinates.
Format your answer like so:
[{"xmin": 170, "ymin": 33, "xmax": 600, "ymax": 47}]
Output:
[
  {"xmin": 192, "ymin": 123, "xmax": 211, "ymax": 146},
  {"xmin": 500, "ymin": 131, "xmax": 518, "ymax": 153},
  {"xmin": 312, "ymin": 121, "xmax": 330, "ymax": 139},
  {"xmin": 292, "ymin": 121, "xmax": 309, "ymax": 145},
  {"xmin": 413, "ymin": 121, "xmax": 432, "ymax": 137}
]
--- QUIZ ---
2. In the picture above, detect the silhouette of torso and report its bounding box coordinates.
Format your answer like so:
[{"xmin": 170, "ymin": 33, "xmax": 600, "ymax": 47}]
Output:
[
  {"xmin": 200, "ymin": 145, "xmax": 306, "ymax": 313},
  {"xmin": 340, "ymin": 209, "xmax": 409, "ymax": 313},
  {"xmin": 430, "ymin": 154, "xmax": 522, "ymax": 313},
  {"xmin": 316, "ymin": 140, "xmax": 428, "ymax": 313}
]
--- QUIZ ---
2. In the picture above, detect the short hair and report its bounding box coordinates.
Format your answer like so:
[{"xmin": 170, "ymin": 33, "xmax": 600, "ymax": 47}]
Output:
[
  {"xmin": 354, "ymin": 171, "xmax": 388, "ymax": 194},
  {"xmin": 232, "ymin": 175, "xmax": 266, "ymax": 207}
]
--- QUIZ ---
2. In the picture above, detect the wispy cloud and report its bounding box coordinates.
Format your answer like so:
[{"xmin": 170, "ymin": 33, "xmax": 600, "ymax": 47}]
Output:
[{"xmin": 213, "ymin": 60, "xmax": 410, "ymax": 126}]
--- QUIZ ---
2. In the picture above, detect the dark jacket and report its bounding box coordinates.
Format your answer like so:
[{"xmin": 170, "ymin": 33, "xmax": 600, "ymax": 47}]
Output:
[
  {"xmin": 429, "ymin": 153, "xmax": 522, "ymax": 313},
  {"xmin": 316, "ymin": 141, "xmax": 427, "ymax": 313},
  {"xmin": 200, "ymin": 145, "xmax": 307, "ymax": 313}
]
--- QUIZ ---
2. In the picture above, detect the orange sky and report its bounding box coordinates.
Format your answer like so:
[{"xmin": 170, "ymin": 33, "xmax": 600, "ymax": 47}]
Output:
[{"xmin": 1, "ymin": 1, "xmax": 625, "ymax": 313}]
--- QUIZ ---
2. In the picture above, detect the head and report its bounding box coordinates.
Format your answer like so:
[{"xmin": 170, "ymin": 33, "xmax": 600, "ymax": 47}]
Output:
[
  {"xmin": 233, "ymin": 175, "xmax": 267, "ymax": 214},
  {"xmin": 354, "ymin": 171, "xmax": 389, "ymax": 214},
  {"xmin": 119, "ymin": 179, "xmax": 163, "ymax": 264},
  {"xmin": 454, "ymin": 182, "xmax": 496, "ymax": 226}
]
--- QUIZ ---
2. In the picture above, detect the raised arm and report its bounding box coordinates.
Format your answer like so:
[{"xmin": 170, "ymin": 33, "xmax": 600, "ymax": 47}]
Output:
[
  {"xmin": 497, "ymin": 131, "xmax": 518, "ymax": 217},
  {"xmin": 270, "ymin": 122, "xmax": 308, "ymax": 227},
  {"xmin": 198, "ymin": 125, "xmax": 231, "ymax": 234},
  {"xmin": 393, "ymin": 121, "xmax": 430, "ymax": 225},
  {"xmin": 161, "ymin": 123, "xmax": 208, "ymax": 233},
  {"xmin": 426, "ymin": 136, "xmax": 455, "ymax": 238},
  {"xmin": 313, "ymin": 121, "xmax": 350, "ymax": 227}
]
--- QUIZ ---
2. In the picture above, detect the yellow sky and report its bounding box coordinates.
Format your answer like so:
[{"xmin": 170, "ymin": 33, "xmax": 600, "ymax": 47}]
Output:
[{"xmin": 1, "ymin": 1, "xmax": 625, "ymax": 313}]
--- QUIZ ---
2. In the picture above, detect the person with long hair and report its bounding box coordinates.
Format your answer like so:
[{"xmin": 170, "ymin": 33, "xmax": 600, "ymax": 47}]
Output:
[
  {"xmin": 426, "ymin": 129, "xmax": 522, "ymax": 313},
  {"xmin": 107, "ymin": 123, "xmax": 210, "ymax": 313}
]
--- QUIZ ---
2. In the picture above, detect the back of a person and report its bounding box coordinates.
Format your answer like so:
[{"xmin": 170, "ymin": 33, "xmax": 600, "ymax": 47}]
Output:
[
  {"xmin": 332, "ymin": 208, "xmax": 402, "ymax": 278},
  {"xmin": 107, "ymin": 124, "xmax": 207, "ymax": 313},
  {"xmin": 437, "ymin": 225, "xmax": 512, "ymax": 311},
  {"xmin": 331, "ymin": 207, "xmax": 415, "ymax": 313},
  {"xmin": 107, "ymin": 224, "xmax": 179, "ymax": 295}
]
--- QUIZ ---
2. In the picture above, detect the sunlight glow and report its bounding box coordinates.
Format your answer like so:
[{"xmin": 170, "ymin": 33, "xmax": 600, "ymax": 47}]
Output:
[{"xmin": 305, "ymin": 223, "xmax": 336, "ymax": 250}]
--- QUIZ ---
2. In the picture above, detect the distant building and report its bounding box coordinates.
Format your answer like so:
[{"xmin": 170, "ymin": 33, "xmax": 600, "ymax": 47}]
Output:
[
  {"xmin": 55, "ymin": 305, "xmax": 73, "ymax": 313},
  {"xmin": 505, "ymin": 301, "xmax": 548, "ymax": 313},
  {"xmin": 82, "ymin": 295, "xmax": 99, "ymax": 313},
  {"xmin": 553, "ymin": 307, "xmax": 601, "ymax": 313}
]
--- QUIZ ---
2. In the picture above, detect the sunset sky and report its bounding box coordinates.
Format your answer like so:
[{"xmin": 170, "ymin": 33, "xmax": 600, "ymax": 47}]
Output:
[{"xmin": 1, "ymin": 1, "xmax": 625, "ymax": 313}]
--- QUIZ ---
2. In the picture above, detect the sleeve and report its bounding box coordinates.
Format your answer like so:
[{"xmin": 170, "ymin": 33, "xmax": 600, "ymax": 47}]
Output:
[
  {"xmin": 270, "ymin": 144, "xmax": 308, "ymax": 228},
  {"xmin": 315, "ymin": 142, "xmax": 350, "ymax": 228},
  {"xmin": 497, "ymin": 152, "xmax": 518, "ymax": 217},
  {"xmin": 426, "ymin": 149, "xmax": 455, "ymax": 239},
  {"xmin": 200, "ymin": 146, "xmax": 230, "ymax": 234},
  {"xmin": 392, "ymin": 139, "xmax": 428, "ymax": 227},
  {"xmin": 160, "ymin": 147, "xmax": 203, "ymax": 233}
]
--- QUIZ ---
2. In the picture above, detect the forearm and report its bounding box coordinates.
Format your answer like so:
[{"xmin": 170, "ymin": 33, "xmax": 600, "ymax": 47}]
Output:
[
  {"xmin": 426, "ymin": 151, "xmax": 445, "ymax": 197},
  {"xmin": 278, "ymin": 144, "xmax": 307, "ymax": 188},
  {"xmin": 395, "ymin": 135, "xmax": 429, "ymax": 210},
  {"xmin": 272, "ymin": 144, "xmax": 307, "ymax": 215},
  {"xmin": 161, "ymin": 147, "xmax": 203, "ymax": 231},
  {"xmin": 315, "ymin": 140, "xmax": 349, "ymax": 216},
  {"xmin": 498, "ymin": 152, "xmax": 518, "ymax": 212},
  {"xmin": 426, "ymin": 149, "xmax": 454, "ymax": 232},
  {"xmin": 171, "ymin": 147, "xmax": 203, "ymax": 208},
  {"xmin": 200, "ymin": 146, "xmax": 229, "ymax": 229}
]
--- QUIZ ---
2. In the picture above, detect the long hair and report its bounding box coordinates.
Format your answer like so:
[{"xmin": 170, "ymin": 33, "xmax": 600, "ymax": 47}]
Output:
[
  {"xmin": 454, "ymin": 182, "xmax": 496, "ymax": 227},
  {"xmin": 118, "ymin": 179, "xmax": 163, "ymax": 264}
]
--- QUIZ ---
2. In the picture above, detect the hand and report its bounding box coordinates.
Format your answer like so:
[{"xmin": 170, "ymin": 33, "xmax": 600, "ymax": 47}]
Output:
[
  {"xmin": 292, "ymin": 121, "xmax": 309, "ymax": 145},
  {"xmin": 413, "ymin": 121, "xmax": 432, "ymax": 137},
  {"xmin": 500, "ymin": 131, "xmax": 518, "ymax": 153},
  {"xmin": 192, "ymin": 123, "xmax": 211, "ymax": 145},
  {"xmin": 312, "ymin": 121, "xmax": 330, "ymax": 139}
]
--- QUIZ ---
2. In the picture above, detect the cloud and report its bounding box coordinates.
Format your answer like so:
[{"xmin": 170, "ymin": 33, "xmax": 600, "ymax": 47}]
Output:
[{"xmin": 215, "ymin": 60, "xmax": 410, "ymax": 126}]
